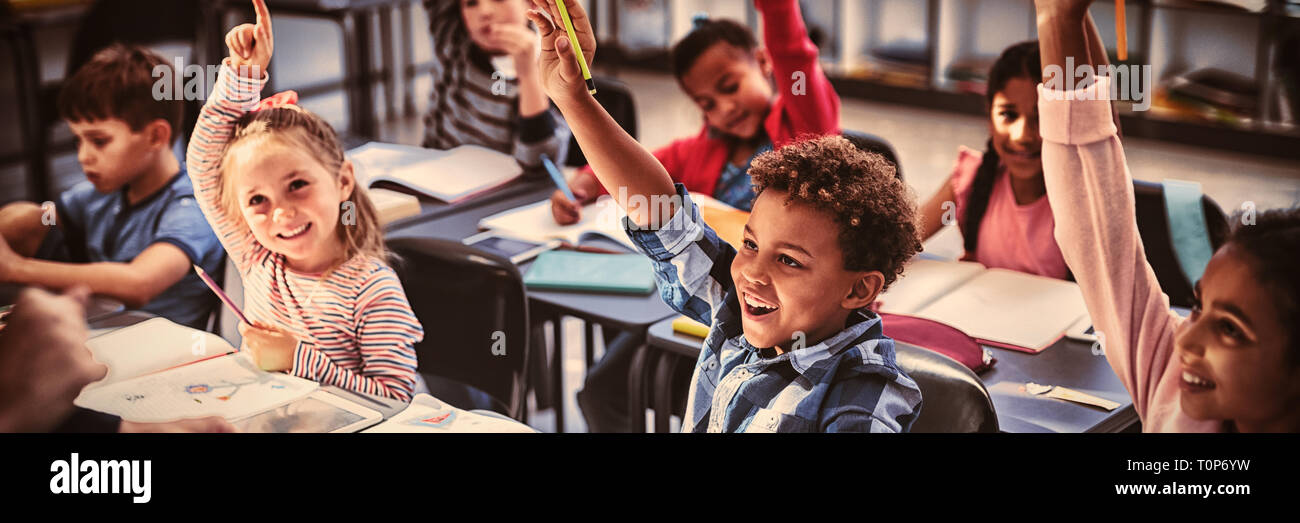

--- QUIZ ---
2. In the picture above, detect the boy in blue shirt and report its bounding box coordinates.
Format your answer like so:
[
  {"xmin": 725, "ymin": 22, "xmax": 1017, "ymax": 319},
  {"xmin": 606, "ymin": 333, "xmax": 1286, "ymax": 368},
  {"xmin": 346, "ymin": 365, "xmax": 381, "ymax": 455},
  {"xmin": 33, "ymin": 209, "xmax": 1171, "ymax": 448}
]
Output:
[
  {"xmin": 0, "ymin": 44, "xmax": 223, "ymax": 329},
  {"xmin": 527, "ymin": 0, "xmax": 923, "ymax": 431}
]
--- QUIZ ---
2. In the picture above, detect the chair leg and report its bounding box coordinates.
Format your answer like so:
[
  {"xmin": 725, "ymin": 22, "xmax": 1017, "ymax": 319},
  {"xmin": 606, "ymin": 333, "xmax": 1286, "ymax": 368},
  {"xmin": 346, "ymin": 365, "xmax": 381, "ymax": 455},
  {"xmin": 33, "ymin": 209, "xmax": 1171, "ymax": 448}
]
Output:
[
  {"xmin": 584, "ymin": 321, "xmax": 596, "ymax": 368},
  {"xmin": 626, "ymin": 340, "xmax": 650, "ymax": 433}
]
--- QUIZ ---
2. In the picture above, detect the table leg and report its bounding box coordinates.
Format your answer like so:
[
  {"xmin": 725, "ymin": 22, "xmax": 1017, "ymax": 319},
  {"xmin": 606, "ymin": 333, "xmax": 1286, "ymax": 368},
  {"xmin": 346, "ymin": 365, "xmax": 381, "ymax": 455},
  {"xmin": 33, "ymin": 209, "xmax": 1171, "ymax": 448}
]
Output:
[
  {"xmin": 585, "ymin": 321, "xmax": 596, "ymax": 368},
  {"xmin": 550, "ymin": 313, "xmax": 565, "ymax": 433}
]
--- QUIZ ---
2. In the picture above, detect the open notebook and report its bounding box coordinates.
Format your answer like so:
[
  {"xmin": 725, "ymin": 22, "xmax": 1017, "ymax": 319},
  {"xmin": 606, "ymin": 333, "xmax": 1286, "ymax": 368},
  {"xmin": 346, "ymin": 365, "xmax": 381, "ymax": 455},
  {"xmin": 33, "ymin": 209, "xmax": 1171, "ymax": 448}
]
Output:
[
  {"xmin": 363, "ymin": 393, "xmax": 536, "ymax": 433},
  {"xmin": 877, "ymin": 259, "xmax": 1091, "ymax": 353},
  {"xmin": 75, "ymin": 317, "xmax": 322, "ymax": 423},
  {"xmin": 477, "ymin": 193, "xmax": 749, "ymax": 252},
  {"xmin": 347, "ymin": 142, "xmax": 522, "ymax": 204}
]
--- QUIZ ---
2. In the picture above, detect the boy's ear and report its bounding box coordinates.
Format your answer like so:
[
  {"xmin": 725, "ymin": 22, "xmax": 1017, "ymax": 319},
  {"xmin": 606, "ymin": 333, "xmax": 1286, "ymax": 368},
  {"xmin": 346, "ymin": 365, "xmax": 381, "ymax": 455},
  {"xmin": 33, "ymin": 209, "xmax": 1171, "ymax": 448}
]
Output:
[
  {"xmin": 145, "ymin": 119, "xmax": 174, "ymax": 149},
  {"xmin": 337, "ymin": 160, "xmax": 356, "ymax": 201},
  {"xmin": 841, "ymin": 271, "xmax": 885, "ymax": 310}
]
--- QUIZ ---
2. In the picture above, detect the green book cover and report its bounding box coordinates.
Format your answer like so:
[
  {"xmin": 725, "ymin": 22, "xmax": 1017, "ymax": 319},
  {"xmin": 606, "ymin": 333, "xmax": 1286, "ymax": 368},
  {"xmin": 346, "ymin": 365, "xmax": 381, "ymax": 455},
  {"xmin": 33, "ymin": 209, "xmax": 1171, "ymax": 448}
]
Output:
[{"xmin": 523, "ymin": 251, "xmax": 656, "ymax": 294}]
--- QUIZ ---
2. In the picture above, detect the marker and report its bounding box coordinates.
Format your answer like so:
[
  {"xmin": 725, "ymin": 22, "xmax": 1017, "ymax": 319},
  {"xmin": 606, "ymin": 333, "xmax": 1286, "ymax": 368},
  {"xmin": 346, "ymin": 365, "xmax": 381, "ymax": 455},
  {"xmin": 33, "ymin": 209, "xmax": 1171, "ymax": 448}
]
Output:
[
  {"xmin": 540, "ymin": 153, "xmax": 576, "ymax": 201},
  {"xmin": 194, "ymin": 265, "xmax": 250, "ymax": 325},
  {"xmin": 554, "ymin": 0, "xmax": 596, "ymax": 94}
]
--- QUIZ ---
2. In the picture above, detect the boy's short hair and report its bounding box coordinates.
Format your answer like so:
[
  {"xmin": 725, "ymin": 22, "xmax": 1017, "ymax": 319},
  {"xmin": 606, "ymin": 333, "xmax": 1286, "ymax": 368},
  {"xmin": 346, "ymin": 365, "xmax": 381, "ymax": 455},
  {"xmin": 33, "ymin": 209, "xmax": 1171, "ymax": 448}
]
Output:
[
  {"xmin": 56, "ymin": 43, "xmax": 182, "ymax": 140},
  {"xmin": 671, "ymin": 17, "xmax": 757, "ymax": 78},
  {"xmin": 748, "ymin": 135, "xmax": 921, "ymax": 290}
]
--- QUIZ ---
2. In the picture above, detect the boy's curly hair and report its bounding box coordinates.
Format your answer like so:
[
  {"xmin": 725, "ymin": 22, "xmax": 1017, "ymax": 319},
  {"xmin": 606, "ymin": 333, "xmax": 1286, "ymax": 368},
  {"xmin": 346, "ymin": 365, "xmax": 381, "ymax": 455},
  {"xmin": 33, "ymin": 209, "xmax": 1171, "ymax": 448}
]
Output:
[{"xmin": 748, "ymin": 135, "xmax": 921, "ymax": 290}]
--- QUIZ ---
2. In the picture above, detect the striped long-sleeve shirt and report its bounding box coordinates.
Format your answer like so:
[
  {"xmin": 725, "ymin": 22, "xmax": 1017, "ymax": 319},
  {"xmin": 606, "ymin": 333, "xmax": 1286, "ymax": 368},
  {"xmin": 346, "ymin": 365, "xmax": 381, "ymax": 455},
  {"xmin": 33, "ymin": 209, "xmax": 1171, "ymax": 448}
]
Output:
[
  {"xmin": 186, "ymin": 63, "xmax": 423, "ymax": 401},
  {"xmin": 422, "ymin": 0, "xmax": 570, "ymax": 169}
]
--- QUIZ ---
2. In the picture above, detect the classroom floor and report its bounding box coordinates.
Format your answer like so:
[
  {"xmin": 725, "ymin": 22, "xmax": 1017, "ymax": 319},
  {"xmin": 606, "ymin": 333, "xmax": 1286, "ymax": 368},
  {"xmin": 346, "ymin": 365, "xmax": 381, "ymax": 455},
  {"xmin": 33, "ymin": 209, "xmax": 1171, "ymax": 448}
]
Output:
[{"xmin": 376, "ymin": 68, "xmax": 1300, "ymax": 433}]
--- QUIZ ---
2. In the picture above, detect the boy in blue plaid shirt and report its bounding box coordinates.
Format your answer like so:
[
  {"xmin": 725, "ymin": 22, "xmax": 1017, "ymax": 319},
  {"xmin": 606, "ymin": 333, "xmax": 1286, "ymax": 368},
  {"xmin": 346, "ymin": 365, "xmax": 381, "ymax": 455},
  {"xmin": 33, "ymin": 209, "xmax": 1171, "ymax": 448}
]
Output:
[{"xmin": 528, "ymin": 0, "xmax": 923, "ymax": 432}]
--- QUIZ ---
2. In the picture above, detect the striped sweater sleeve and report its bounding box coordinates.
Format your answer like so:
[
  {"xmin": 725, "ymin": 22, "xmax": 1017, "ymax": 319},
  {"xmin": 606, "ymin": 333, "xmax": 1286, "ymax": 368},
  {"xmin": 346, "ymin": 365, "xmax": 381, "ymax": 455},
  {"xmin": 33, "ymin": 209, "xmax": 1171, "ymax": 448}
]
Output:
[
  {"xmin": 185, "ymin": 61, "xmax": 269, "ymax": 274},
  {"xmin": 289, "ymin": 266, "xmax": 423, "ymax": 401}
]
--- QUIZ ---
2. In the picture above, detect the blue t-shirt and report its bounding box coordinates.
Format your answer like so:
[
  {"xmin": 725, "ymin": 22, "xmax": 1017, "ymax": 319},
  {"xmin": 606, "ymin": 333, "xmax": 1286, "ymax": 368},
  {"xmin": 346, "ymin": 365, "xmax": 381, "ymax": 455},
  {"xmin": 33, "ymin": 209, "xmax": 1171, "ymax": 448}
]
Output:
[{"xmin": 50, "ymin": 167, "xmax": 223, "ymax": 328}]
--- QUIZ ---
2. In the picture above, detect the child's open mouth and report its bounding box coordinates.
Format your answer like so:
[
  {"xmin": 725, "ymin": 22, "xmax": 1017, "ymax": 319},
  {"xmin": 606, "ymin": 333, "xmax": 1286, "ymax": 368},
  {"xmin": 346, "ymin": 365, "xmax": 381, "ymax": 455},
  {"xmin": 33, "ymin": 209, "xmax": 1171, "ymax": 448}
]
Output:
[
  {"xmin": 742, "ymin": 292, "xmax": 779, "ymax": 318},
  {"xmin": 277, "ymin": 222, "xmax": 312, "ymax": 240},
  {"xmin": 1180, "ymin": 370, "xmax": 1216, "ymax": 393}
]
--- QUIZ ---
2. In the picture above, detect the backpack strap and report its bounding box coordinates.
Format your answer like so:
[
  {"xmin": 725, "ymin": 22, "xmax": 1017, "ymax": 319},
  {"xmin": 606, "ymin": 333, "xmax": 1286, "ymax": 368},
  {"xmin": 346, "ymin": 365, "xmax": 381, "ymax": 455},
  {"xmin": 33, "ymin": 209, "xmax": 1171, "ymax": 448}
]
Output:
[{"xmin": 1161, "ymin": 179, "xmax": 1215, "ymax": 285}]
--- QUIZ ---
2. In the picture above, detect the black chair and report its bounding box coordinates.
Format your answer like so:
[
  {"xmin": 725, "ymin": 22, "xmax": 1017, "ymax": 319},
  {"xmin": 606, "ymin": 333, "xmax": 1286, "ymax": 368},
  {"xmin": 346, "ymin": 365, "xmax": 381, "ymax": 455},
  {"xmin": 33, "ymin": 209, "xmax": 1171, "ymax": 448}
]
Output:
[
  {"xmin": 842, "ymin": 129, "xmax": 903, "ymax": 181},
  {"xmin": 1132, "ymin": 180, "xmax": 1229, "ymax": 309},
  {"xmin": 894, "ymin": 342, "xmax": 998, "ymax": 433},
  {"xmin": 564, "ymin": 76, "xmax": 638, "ymax": 167},
  {"xmin": 387, "ymin": 237, "xmax": 531, "ymax": 421}
]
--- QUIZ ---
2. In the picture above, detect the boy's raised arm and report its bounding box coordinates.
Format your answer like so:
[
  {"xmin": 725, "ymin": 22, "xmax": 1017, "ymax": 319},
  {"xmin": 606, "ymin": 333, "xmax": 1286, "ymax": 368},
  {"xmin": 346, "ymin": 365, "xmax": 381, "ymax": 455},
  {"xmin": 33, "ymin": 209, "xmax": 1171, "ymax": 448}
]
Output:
[{"xmin": 526, "ymin": 0, "xmax": 677, "ymax": 229}]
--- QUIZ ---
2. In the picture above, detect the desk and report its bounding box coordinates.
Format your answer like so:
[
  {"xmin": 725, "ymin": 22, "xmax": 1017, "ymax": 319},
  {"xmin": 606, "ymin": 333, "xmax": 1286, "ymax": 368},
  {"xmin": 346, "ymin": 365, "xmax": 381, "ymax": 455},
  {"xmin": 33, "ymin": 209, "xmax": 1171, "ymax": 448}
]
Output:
[
  {"xmin": 644, "ymin": 318, "xmax": 1140, "ymax": 433},
  {"xmin": 386, "ymin": 185, "xmax": 679, "ymax": 432}
]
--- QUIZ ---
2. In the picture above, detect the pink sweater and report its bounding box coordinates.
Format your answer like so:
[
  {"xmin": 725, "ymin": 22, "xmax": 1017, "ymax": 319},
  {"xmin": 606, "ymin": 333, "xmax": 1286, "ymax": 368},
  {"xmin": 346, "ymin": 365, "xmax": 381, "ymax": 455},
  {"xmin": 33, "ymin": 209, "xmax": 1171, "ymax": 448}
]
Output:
[
  {"xmin": 1038, "ymin": 76, "xmax": 1222, "ymax": 432},
  {"xmin": 948, "ymin": 147, "xmax": 1069, "ymax": 279}
]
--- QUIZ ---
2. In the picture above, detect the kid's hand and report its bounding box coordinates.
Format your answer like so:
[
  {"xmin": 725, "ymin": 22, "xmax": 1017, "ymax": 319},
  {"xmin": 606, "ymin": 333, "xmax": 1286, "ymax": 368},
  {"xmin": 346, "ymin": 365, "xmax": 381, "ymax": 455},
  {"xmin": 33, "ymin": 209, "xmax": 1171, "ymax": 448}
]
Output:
[
  {"xmin": 524, "ymin": 0, "xmax": 596, "ymax": 104},
  {"xmin": 238, "ymin": 321, "xmax": 297, "ymax": 372},
  {"xmin": 0, "ymin": 237, "xmax": 20, "ymax": 282},
  {"xmin": 488, "ymin": 23, "xmax": 540, "ymax": 65},
  {"xmin": 549, "ymin": 187, "xmax": 588, "ymax": 225},
  {"xmin": 225, "ymin": 0, "xmax": 275, "ymax": 79}
]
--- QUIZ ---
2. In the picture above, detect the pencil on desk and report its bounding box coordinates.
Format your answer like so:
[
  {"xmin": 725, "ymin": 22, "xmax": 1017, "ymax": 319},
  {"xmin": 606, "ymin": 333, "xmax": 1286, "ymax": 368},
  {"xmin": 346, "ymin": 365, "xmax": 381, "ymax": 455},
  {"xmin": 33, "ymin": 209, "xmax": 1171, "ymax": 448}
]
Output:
[{"xmin": 1116, "ymin": 1, "xmax": 1127, "ymax": 61}]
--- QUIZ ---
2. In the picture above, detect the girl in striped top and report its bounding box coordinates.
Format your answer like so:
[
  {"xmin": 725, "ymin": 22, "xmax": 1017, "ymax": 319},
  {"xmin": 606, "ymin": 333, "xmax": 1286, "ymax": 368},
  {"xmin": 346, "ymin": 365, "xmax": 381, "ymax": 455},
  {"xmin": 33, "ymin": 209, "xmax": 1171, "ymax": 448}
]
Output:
[{"xmin": 186, "ymin": 0, "xmax": 422, "ymax": 401}]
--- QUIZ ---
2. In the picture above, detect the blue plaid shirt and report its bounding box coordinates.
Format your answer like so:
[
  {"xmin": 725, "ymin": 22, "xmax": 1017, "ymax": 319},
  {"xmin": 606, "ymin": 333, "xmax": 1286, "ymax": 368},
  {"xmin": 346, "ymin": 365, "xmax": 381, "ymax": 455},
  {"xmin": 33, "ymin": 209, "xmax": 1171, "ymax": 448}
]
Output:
[{"xmin": 625, "ymin": 185, "xmax": 923, "ymax": 432}]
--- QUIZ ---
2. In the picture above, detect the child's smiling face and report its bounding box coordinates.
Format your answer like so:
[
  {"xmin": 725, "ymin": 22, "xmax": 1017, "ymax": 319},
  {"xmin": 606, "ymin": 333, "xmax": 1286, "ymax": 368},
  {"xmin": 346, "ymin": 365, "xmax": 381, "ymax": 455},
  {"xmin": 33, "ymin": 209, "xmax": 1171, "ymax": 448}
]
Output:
[
  {"xmin": 989, "ymin": 77, "xmax": 1043, "ymax": 182},
  {"xmin": 679, "ymin": 42, "xmax": 775, "ymax": 141},
  {"xmin": 1175, "ymin": 245, "xmax": 1300, "ymax": 431},
  {"xmin": 732, "ymin": 189, "xmax": 883, "ymax": 351},
  {"xmin": 228, "ymin": 138, "xmax": 354, "ymax": 273}
]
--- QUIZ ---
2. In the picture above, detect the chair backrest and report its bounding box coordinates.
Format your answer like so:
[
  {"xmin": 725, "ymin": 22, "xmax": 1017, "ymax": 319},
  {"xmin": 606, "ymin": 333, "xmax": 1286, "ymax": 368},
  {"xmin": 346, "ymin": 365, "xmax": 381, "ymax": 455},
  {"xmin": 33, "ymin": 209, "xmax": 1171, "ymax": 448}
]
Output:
[
  {"xmin": 1132, "ymin": 180, "xmax": 1230, "ymax": 308},
  {"xmin": 387, "ymin": 237, "xmax": 531, "ymax": 419},
  {"xmin": 894, "ymin": 342, "xmax": 998, "ymax": 433},
  {"xmin": 841, "ymin": 129, "xmax": 903, "ymax": 181},
  {"xmin": 565, "ymin": 76, "xmax": 638, "ymax": 167}
]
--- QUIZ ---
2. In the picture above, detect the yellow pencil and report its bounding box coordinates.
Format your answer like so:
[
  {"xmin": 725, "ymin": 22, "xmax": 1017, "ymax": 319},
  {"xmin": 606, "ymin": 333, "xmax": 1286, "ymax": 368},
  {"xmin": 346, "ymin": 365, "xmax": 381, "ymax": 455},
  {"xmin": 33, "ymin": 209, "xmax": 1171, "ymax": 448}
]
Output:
[{"xmin": 555, "ymin": 0, "xmax": 596, "ymax": 94}]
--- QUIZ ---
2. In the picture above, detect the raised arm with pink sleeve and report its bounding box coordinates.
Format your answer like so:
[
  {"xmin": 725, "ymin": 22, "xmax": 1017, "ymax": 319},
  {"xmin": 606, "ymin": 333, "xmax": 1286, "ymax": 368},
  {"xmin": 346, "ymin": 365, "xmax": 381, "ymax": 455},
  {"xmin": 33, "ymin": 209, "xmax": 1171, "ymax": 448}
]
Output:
[{"xmin": 1037, "ymin": 76, "xmax": 1222, "ymax": 432}]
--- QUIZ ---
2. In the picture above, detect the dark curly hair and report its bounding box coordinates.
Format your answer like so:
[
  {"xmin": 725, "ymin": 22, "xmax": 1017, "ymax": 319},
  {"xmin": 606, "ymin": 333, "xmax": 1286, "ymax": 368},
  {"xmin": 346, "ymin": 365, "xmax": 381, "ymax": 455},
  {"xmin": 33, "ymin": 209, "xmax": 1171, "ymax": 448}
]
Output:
[
  {"xmin": 748, "ymin": 135, "xmax": 922, "ymax": 290},
  {"xmin": 1224, "ymin": 206, "xmax": 1300, "ymax": 366},
  {"xmin": 671, "ymin": 17, "xmax": 757, "ymax": 79}
]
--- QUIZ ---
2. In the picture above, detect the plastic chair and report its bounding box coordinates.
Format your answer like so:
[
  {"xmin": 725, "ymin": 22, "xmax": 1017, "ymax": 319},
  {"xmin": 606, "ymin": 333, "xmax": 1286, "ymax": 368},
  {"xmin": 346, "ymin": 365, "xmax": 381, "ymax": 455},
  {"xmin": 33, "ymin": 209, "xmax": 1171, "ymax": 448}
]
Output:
[
  {"xmin": 894, "ymin": 342, "xmax": 998, "ymax": 433},
  {"xmin": 841, "ymin": 129, "xmax": 903, "ymax": 181},
  {"xmin": 564, "ymin": 76, "xmax": 639, "ymax": 167},
  {"xmin": 1131, "ymin": 180, "xmax": 1229, "ymax": 308},
  {"xmin": 387, "ymin": 236, "xmax": 531, "ymax": 421}
]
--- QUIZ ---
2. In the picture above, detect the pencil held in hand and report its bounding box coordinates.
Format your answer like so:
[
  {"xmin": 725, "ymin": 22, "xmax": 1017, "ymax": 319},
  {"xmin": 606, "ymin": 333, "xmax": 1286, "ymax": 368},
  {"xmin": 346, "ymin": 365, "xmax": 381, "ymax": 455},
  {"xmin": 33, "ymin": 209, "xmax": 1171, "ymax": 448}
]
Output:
[{"xmin": 1116, "ymin": 1, "xmax": 1127, "ymax": 61}]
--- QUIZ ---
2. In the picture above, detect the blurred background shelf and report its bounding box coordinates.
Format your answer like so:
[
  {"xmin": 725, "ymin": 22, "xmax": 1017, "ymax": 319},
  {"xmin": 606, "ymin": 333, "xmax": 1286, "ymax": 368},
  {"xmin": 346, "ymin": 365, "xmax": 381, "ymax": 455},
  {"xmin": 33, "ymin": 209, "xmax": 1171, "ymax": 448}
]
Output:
[{"xmin": 594, "ymin": 0, "xmax": 1300, "ymax": 160}]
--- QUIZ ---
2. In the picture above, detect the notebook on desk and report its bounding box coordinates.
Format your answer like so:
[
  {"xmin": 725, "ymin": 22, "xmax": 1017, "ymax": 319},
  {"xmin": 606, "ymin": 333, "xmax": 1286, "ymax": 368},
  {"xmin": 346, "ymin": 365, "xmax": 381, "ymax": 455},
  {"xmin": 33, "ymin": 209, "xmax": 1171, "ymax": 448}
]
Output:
[
  {"xmin": 523, "ymin": 250, "xmax": 656, "ymax": 294},
  {"xmin": 877, "ymin": 259, "xmax": 1091, "ymax": 353},
  {"xmin": 477, "ymin": 193, "xmax": 749, "ymax": 252},
  {"xmin": 347, "ymin": 142, "xmax": 522, "ymax": 204},
  {"xmin": 74, "ymin": 317, "xmax": 376, "ymax": 425}
]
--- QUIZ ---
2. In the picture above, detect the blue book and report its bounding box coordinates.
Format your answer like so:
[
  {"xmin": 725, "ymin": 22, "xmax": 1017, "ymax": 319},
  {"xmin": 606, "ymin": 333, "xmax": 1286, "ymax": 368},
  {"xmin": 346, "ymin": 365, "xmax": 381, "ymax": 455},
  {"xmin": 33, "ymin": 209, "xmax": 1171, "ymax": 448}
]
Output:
[{"xmin": 523, "ymin": 251, "xmax": 655, "ymax": 294}]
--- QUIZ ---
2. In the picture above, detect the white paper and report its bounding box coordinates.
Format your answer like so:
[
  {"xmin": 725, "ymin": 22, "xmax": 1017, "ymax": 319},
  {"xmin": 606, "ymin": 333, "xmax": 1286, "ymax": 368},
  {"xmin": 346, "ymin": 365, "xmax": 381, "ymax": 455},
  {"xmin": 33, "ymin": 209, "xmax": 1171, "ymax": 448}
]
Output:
[{"xmin": 363, "ymin": 393, "xmax": 536, "ymax": 433}]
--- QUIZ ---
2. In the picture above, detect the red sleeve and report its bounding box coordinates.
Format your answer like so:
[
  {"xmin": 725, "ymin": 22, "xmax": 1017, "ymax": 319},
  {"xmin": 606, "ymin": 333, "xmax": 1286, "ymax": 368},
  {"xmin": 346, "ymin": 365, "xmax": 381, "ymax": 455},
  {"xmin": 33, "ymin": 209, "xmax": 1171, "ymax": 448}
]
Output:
[{"xmin": 757, "ymin": 0, "xmax": 840, "ymax": 135}]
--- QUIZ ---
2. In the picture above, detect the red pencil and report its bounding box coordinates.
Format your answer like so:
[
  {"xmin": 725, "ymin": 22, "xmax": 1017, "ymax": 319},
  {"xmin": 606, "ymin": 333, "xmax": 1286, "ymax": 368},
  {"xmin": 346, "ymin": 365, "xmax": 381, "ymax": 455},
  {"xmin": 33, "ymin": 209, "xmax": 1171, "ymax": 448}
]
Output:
[{"xmin": 194, "ymin": 265, "xmax": 251, "ymax": 325}]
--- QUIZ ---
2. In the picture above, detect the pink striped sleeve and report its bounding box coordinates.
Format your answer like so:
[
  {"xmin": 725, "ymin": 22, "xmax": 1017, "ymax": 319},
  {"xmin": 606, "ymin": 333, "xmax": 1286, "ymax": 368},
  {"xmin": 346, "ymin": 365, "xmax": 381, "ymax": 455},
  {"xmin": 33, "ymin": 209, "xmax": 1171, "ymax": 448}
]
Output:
[
  {"xmin": 289, "ymin": 265, "xmax": 422, "ymax": 401},
  {"xmin": 1038, "ymin": 76, "xmax": 1217, "ymax": 431},
  {"xmin": 185, "ymin": 61, "xmax": 270, "ymax": 275}
]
